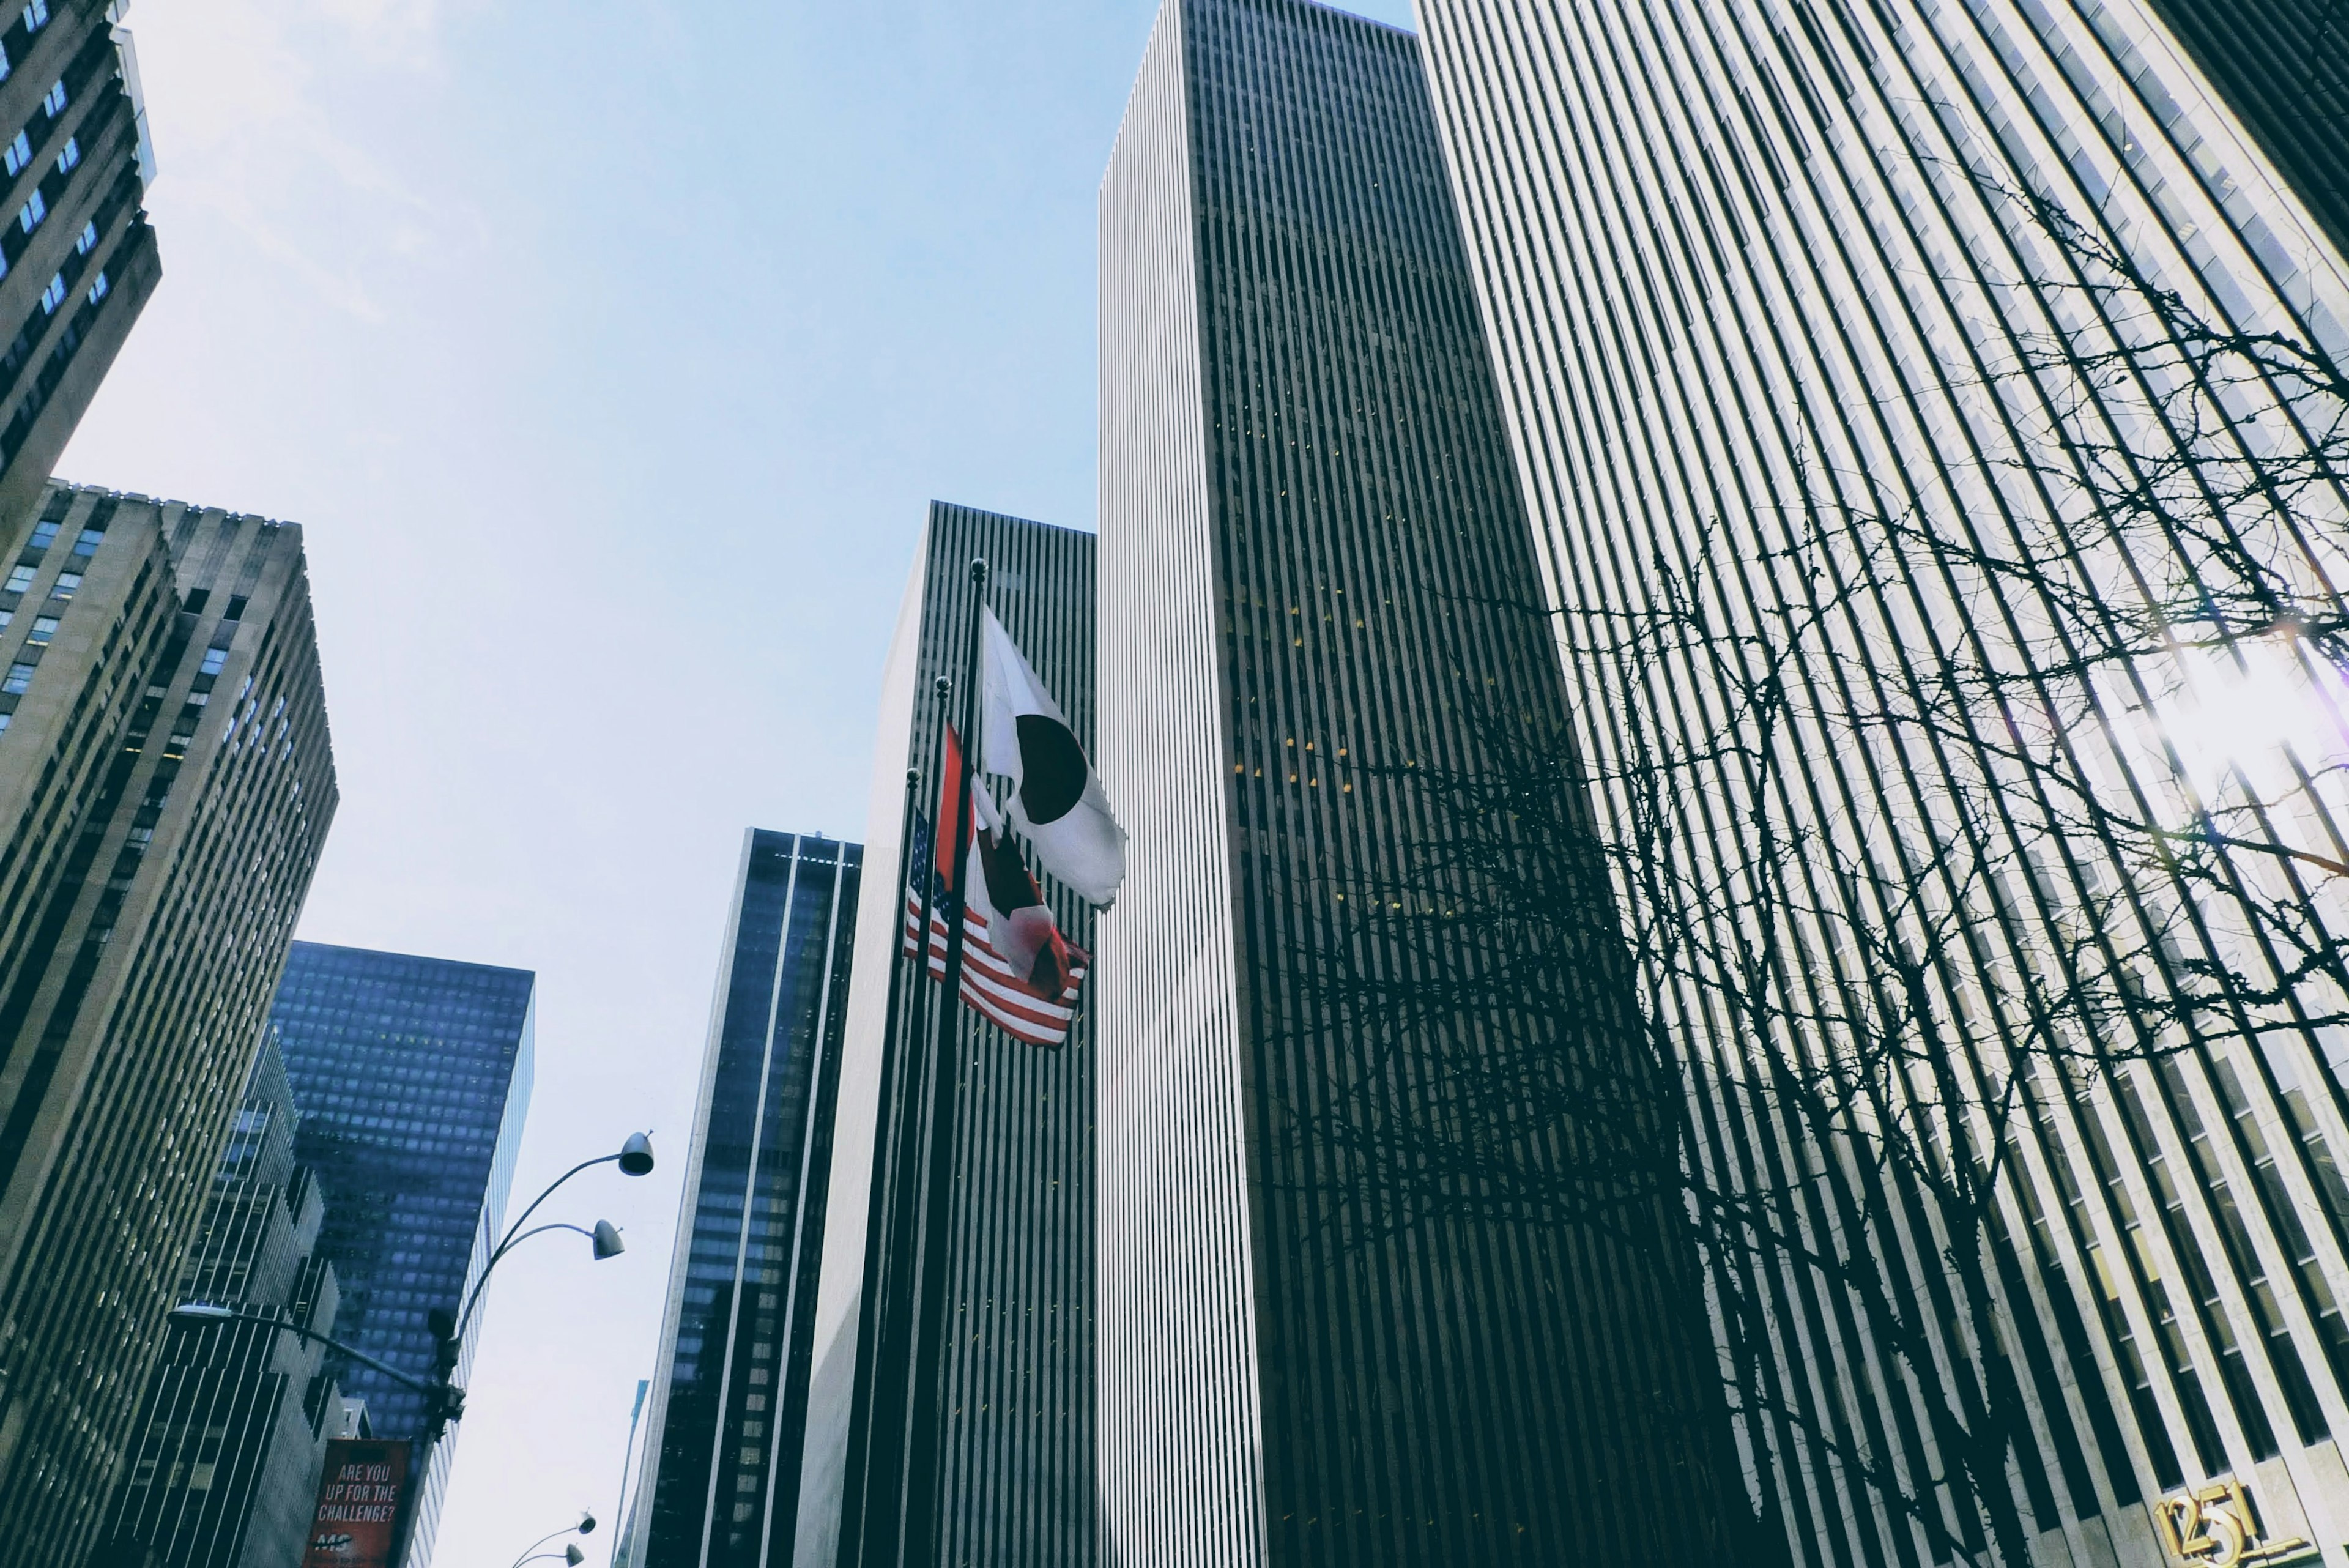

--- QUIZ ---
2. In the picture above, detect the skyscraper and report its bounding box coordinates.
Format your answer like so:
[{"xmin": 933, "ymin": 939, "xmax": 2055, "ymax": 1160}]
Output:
[
  {"xmin": 98, "ymin": 1035, "xmax": 358, "ymax": 1568},
  {"xmin": 0, "ymin": 485, "xmax": 336, "ymax": 1562},
  {"xmin": 1415, "ymin": 0, "xmax": 2349, "ymax": 1560},
  {"xmin": 798, "ymin": 505, "xmax": 1097, "ymax": 1567},
  {"xmin": 2136, "ymin": 0, "xmax": 2349, "ymax": 255},
  {"xmin": 1096, "ymin": 5, "xmax": 1742, "ymax": 1561},
  {"xmin": 623, "ymin": 829, "xmax": 861, "ymax": 1567},
  {"xmin": 0, "ymin": 0, "xmax": 160, "ymax": 529},
  {"xmin": 269, "ymin": 941, "xmax": 536, "ymax": 1566}
]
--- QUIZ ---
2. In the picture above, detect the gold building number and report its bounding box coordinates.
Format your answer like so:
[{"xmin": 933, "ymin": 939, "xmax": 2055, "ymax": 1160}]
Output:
[{"xmin": 2158, "ymin": 1478, "xmax": 2316, "ymax": 1568}]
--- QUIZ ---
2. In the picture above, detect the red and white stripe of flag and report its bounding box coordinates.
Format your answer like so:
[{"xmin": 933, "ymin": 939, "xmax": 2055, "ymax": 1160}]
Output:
[{"xmin": 902, "ymin": 892, "xmax": 1088, "ymax": 1048}]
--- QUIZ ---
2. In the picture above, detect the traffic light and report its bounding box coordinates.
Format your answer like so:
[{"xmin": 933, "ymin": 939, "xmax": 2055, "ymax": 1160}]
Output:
[
  {"xmin": 425, "ymin": 1306, "xmax": 465, "ymax": 1440},
  {"xmin": 426, "ymin": 1307, "xmax": 460, "ymax": 1382}
]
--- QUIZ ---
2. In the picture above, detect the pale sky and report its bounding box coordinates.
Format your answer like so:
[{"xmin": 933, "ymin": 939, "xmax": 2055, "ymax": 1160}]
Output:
[{"xmin": 60, "ymin": 0, "xmax": 1411, "ymax": 1559}]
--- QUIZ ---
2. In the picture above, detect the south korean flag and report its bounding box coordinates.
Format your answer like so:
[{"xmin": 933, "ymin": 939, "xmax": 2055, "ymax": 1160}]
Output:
[{"xmin": 979, "ymin": 608, "xmax": 1128, "ymax": 907}]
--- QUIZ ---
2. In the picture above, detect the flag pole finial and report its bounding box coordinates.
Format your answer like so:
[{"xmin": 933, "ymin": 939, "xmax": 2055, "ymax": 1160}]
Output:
[
  {"xmin": 970, "ymin": 557, "xmax": 988, "ymax": 584},
  {"xmin": 905, "ymin": 767, "xmax": 921, "ymax": 785},
  {"xmin": 934, "ymin": 676, "xmax": 950, "ymax": 698}
]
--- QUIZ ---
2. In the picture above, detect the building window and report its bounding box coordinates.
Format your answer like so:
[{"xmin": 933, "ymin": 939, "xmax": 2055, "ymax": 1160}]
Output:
[
  {"xmin": 18, "ymin": 187, "xmax": 42, "ymax": 231},
  {"xmin": 53, "ymin": 135, "xmax": 73, "ymax": 174},
  {"xmin": 26, "ymin": 518, "xmax": 54, "ymax": 549},
  {"xmin": 4, "ymin": 564, "xmax": 32, "ymax": 593},
  {"xmin": 3, "ymin": 130, "xmax": 28, "ymax": 177},
  {"xmin": 199, "ymin": 647, "xmax": 226, "ymax": 675},
  {"xmin": 84, "ymin": 269, "xmax": 103, "ymax": 304},
  {"xmin": 71, "ymin": 527, "xmax": 98, "ymax": 555},
  {"xmin": 3, "ymin": 663, "xmax": 31, "ymax": 694},
  {"xmin": 73, "ymin": 218, "xmax": 92, "ymax": 254},
  {"xmin": 48, "ymin": 571, "xmax": 77, "ymax": 599},
  {"xmin": 21, "ymin": 1, "xmax": 47, "ymax": 32},
  {"xmin": 41, "ymin": 80, "xmax": 64, "ymax": 117},
  {"xmin": 0, "ymin": 712, "xmax": 11, "ymax": 735},
  {"xmin": 26, "ymin": 614, "xmax": 54, "ymax": 644},
  {"xmin": 38, "ymin": 272, "xmax": 63, "ymax": 314}
]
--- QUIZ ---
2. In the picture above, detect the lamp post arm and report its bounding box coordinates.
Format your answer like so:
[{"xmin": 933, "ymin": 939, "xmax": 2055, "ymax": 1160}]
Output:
[
  {"xmin": 174, "ymin": 1305, "xmax": 439, "ymax": 1394},
  {"xmin": 509, "ymin": 1526, "xmax": 574, "ymax": 1568},
  {"xmin": 456, "ymin": 1224, "xmax": 598, "ymax": 1343},
  {"xmin": 496, "ymin": 1154, "xmax": 620, "ymax": 1258}
]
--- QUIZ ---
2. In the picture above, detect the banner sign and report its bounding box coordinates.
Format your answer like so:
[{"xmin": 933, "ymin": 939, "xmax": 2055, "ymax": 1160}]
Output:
[{"xmin": 300, "ymin": 1438, "xmax": 409, "ymax": 1567}]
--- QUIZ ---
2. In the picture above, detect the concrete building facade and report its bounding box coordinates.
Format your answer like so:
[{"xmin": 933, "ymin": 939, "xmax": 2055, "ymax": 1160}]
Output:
[
  {"xmin": 1096, "ymin": 4, "xmax": 1746, "ymax": 1563},
  {"xmin": 0, "ymin": 0, "xmax": 159, "ymax": 529},
  {"xmin": 1414, "ymin": 0, "xmax": 2349, "ymax": 1561},
  {"xmin": 0, "ymin": 485, "xmax": 337, "ymax": 1561},
  {"xmin": 98, "ymin": 1035, "xmax": 358, "ymax": 1568},
  {"xmin": 798, "ymin": 505, "xmax": 1098, "ymax": 1568}
]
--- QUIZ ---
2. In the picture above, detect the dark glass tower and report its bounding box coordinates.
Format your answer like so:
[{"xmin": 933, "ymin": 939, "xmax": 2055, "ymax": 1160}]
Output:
[
  {"xmin": 1098, "ymin": 3, "xmax": 1743, "ymax": 1564},
  {"xmin": 797, "ymin": 505, "xmax": 1097, "ymax": 1568},
  {"xmin": 268, "ymin": 941, "xmax": 535, "ymax": 1566},
  {"xmin": 2139, "ymin": 0, "xmax": 2349, "ymax": 256},
  {"xmin": 0, "ymin": 486, "xmax": 336, "ymax": 1562},
  {"xmin": 98, "ymin": 1035, "xmax": 356, "ymax": 1568},
  {"xmin": 623, "ymin": 830, "xmax": 861, "ymax": 1568}
]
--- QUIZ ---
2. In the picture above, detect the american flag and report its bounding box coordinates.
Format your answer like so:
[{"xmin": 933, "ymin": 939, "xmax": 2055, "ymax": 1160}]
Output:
[{"xmin": 901, "ymin": 807, "xmax": 1089, "ymax": 1049}]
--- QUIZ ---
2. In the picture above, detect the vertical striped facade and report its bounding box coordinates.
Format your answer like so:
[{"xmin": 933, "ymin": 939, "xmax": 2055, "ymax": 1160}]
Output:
[
  {"xmin": 102, "ymin": 1035, "xmax": 353, "ymax": 1567},
  {"xmin": 1097, "ymin": 3, "xmax": 1739, "ymax": 1563},
  {"xmin": 0, "ymin": 484, "xmax": 337, "ymax": 1562},
  {"xmin": 1416, "ymin": 0, "xmax": 2349, "ymax": 1563},
  {"xmin": 2134, "ymin": 0, "xmax": 2349, "ymax": 257},
  {"xmin": 798, "ymin": 504, "xmax": 1096, "ymax": 1568},
  {"xmin": 626, "ymin": 830, "xmax": 861, "ymax": 1568}
]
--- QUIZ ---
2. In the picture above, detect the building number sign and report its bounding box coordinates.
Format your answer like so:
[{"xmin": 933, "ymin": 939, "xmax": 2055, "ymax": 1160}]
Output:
[{"xmin": 2158, "ymin": 1479, "xmax": 2317, "ymax": 1568}]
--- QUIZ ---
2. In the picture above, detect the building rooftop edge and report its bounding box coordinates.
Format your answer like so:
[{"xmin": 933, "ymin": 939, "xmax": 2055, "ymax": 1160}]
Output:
[{"xmin": 284, "ymin": 938, "xmax": 538, "ymax": 984}]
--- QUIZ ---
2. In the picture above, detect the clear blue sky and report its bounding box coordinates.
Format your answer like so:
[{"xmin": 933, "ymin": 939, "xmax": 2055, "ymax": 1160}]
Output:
[{"xmin": 63, "ymin": 0, "xmax": 1412, "ymax": 1557}]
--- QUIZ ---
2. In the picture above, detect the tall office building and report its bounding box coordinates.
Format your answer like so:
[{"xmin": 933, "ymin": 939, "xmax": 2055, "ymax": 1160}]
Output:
[
  {"xmin": 1097, "ymin": 5, "xmax": 1742, "ymax": 1561},
  {"xmin": 1415, "ymin": 0, "xmax": 2349, "ymax": 1561},
  {"xmin": 2136, "ymin": 0, "xmax": 2349, "ymax": 255},
  {"xmin": 269, "ymin": 941, "xmax": 536, "ymax": 1566},
  {"xmin": 797, "ymin": 505, "xmax": 1097, "ymax": 1567},
  {"xmin": 622, "ymin": 830, "xmax": 861, "ymax": 1567},
  {"xmin": 0, "ymin": 485, "xmax": 336, "ymax": 1562},
  {"xmin": 98, "ymin": 1035, "xmax": 357, "ymax": 1568},
  {"xmin": 0, "ymin": 0, "xmax": 160, "ymax": 531}
]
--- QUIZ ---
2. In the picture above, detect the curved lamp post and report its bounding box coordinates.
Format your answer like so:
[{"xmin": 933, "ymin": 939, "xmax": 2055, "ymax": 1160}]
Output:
[
  {"xmin": 461, "ymin": 1133, "xmax": 654, "ymax": 1343},
  {"xmin": 174, "ymin": 1132, "xmax": 653, "ymax": 1567},
  {"xmin": 511, "ymin": 1511, "xmax": 596, "ymax": 1568}
]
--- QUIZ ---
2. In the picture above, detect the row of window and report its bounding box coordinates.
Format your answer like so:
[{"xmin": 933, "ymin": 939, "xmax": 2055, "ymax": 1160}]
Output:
[{"xmin": 0, "ymin": 503, "xmax": 103, "ymax": 732}]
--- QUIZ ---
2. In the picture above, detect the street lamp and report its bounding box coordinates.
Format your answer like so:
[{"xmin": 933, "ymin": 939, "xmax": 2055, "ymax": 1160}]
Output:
[
  {"xmin": 510, "ymin": 1510, "xmax": 596, "ymax": 1567},
  {"xmin": 455, "ymin": 1134, "xmax": 655, "ymax": 1344},
  {"xmin": 172, "ymin": 1132, "xmax": 653, "ymax": 1566},
  {"xmin": 164, "ymin": 1301, "xmax": 441, "ymax": 1395}
]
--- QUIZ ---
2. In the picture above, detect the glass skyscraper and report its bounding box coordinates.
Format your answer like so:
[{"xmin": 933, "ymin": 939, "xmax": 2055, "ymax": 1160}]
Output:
[
  {"xmin": 269, "ymin": 940, "xmax": 535, "ymax": 1565},
  {"xmin": 1415, "ymin": 0, "xmax": 2349, "ymax": 1561},
  {"xmin": 796, "ymin": 505, "xmax": 1097, "ymax": 1568},
  {"xmin": 1097, "ymin": 4, "xmax": 1745, "ymax": 1564},
  {"xmin": 623, "ymin": 830, "xmax": 860, "ymax": 1567}
]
